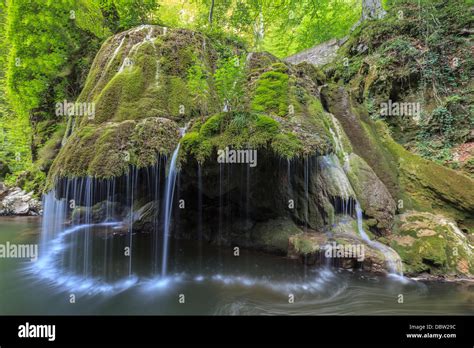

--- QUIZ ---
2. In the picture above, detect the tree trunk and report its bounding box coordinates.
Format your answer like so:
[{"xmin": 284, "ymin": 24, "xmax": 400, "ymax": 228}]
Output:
[
  {"xmin": 351, "ymin": 0, "xmax": 386, "ymax": 31},
  {"xmin": 208, "ymin": 0, "xmax": 215, "ymax": 26}
]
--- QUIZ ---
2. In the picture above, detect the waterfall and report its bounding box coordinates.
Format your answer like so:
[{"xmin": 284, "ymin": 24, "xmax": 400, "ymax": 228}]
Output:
[
  {"xmin": 197, "ymin": 164, "xmax": 203, "ymax": 270},
  {"xmin": 116, "ymin": 26, "xmax": 158, "ymax": 74},
  {"xmin": 152, "ymin": 159, "xmax": 163, "ymax": 274},
  {"xmin": 329, "ymin": 128, "xmax": 343, "ymax": 155},
  {"xmin": 218, "ymin": 163, "xmax": 224, "ymax": 242},
  {"xmin": 161, "ymin": 144, "xmax": 180, "ymax": 277},
  {"xmin": 35, "ymin": 176, "xmax": 143, "ymax": 292},
  {"xmin": 321, "ymin": 115, "xmax": 405, "ymax": 276},
  {"xmin": 161, "ymin": 126, "xmax": 187, "ymax": 277},
  {"xmin": 355, "ymin": 202, "xmax": 403, "ymax": 277},
  {"xmin": 304, "ymin": 156, "xmax": 309, "ymax": 231},
  {"xmin": 126, "ymin": 167, "xmax": 139, "ymax": 276},
  {"xmin": 328, "ymin": 114, "xmax": 350, "ymax": 170},
  {"xmin": 321, "ymin": 153, "xmax": 403, "ymax": 277},
  {"xmin": 246, "ymin": 163, "xmax": 250, "ymax": 221},
  {"xmin": 105, "ymin": 37, "xmax": 126, "ymax": 72}
]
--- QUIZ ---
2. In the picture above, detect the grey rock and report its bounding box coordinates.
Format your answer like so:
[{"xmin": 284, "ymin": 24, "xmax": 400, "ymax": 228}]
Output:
[
  {"xmin": 0, "ymin": 183, "xmax": 41, "ymax": 216},
  {"xmin": 285, "ymin": 38, "xmax": 346, "ymax": 67}
]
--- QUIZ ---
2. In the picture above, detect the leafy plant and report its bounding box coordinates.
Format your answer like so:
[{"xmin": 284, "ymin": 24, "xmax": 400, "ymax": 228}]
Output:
[{"xmin": 213, "ymin": 56, "xmax": 245, "ymax": 112}]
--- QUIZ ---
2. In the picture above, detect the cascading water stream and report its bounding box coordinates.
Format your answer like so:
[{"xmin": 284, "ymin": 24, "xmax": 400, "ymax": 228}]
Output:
[
  {"xmin": 161, "ymin": 126, "xmax": 187, "ymax": 277},
  {"xmin": 355, "ymin": 202, "xmax": 403, "ymax": 277},
  {"xmin": 328, "ymin": 114, "xmax": 350, "ymax": 171},
  {"xmin": 321, "ymin": 112, "xmax": 405, "ymax": 277},
  {"xmin": 197, "ymin": 164, "xmax": 203, "ymax": 270},
  {"xmin": 304, "ymin": 156, "xmax": 309, "ymax": 232}
]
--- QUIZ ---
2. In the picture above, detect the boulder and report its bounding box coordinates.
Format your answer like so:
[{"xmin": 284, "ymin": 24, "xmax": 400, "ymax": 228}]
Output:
[
  {"xmin": 389, "ymin": 211, "xmax": 474, "ymax": 277},
  {"xmin": 346, "ymin": 153, "xmax": 396, "ymax": 233},
  {"xmin": 288, "ymin": 231, "xmax": 388, "ymax": 274},
  {"xmin": 250, "ymin": 217, "xmax": 302, "ymax": 254},
  {"xmin": 0, "ymin": 184, "xmax": 41, "ymax": 216},
  {"xmin": 71, "ymin": 200, "xmax": 121, "ymax": 224}
]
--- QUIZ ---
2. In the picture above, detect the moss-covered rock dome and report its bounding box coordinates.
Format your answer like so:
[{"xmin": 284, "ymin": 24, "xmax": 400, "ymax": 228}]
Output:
[{"xmin": 48, "ymin": 25, "xmax": 338, "ymax": 186}]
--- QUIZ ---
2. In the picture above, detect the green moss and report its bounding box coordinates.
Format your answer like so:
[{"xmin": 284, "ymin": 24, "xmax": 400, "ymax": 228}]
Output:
[
  {"xmin": 36, "ymin": 123, "xmax": 66, "ymax": 171},
  {"xmin": 392, "ymin": 235, "xmax": 448, "ymax": 274},
  {"xmin": 255, "ymin": 115, "xmax": 279, "ymax": 134},
  {"xmin": 167, "ymin": 77, "xmax": 192, "ymax": 118},
  {"xmin": 181, "ymin": 111, "xmax": 303, "ymax": 162},
  {"xmin": 251, "ymin": 218, "xmax": 302, "ymax": 254},
  {"xmin": 180, "ymin": 132, "xmax": 212, "ymax": 163},
  {"xmin": 48, "ymin": 25, "xmax": 334, "ymax": 184},
  {"xmin": 376, "ymin": 120, "xmax": 474, "ymax": 229},
  {"xmin": 269, "ymin": 62, "xmax": 289, "ymax": 73},
  {"xmin": 296, "ymin": 62, "xmax": 326, "ymax": 85},
  {"xmin": 271, "ymin": 133, "xmax": 303, "ymax": 159},
  {"xmin": 307, "ymin": 98, "xmax": 324, "ymax": 117},
  {"xmin": 88, "ymin": 121, "xmax": 135, "ymax": 177},
  {"xmin": 200, "ymin": 114, "xmax": 225, "ymax": 137},
  {"xmin": 294, "ymin": 238, "xmax": 316, "ymax": 255},
  {"xmin": 391, "ymin": 212, "xmax": 474, "ymax": 275},
  {"xmin": 47, "ymin": 117, "xmax": 180, "ymax": 183},
  {"xmin": 159, "ymin": 35, "xmax": 196, "ymax": 77},
  {"xmin": 91, "ymin": 73, "xmax": 125, "ymax": 124},
  {"xmin": 131, "ymin": 118, "xmax": 179, "ymax": 167},
  {"xmin": 251, "ymin": 70, "xmax": 289, "ymax": 117}
]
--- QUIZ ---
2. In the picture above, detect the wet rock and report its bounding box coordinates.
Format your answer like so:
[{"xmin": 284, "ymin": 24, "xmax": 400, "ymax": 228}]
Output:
[
  {"xmin": 288, "ymin": 231, "xmax": 388, "ymax": 274},
  {"xmin": 0, "ymin": 183, "xmax": 41, "ymax": 216},
  {"xmin": 346, "ymin": 153, "xmax": 396, "ymax": 233},
  {"xmin": 389, "ymin": 211, "xmax": 474, "ymax": 277},
  {"xmin": 71, "ymin": 200, "xmax": 120, "ymax": 224},
  {"xmin": 130, "ymin": 201, "xmax": 159, "ymax": 232},
  {"xmin": 250, "ymin": 217, "xmax": 302, "ymax": 254}
]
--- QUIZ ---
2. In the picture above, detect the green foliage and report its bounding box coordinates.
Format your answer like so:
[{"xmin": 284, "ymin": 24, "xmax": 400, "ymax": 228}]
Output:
[
  {"xmin": 5, "ymin": 1, "xmax": 108, "ymax": 116},
  {"xmin": 0, "ymin": 0, "xmax": 115, "ymax": 189},
  {"xmin": 187, "ymin": 61, "xmax": 210, "ymax": 116},
  {"xmin": 0, "ymin": 112, "xmax": 32, "ymax": 176},
  {"xmin": 415, "ymin": 139, "xmax": 453, "ymax": 165},
  {"xmin": 213, "ymin": 56, "xmax": 245, "ymax": 111},
  {"xmin": 230, "ymin": 111, "xmax": 253, "ymax": 130},
  {"xmin": 109, "ymin": 0, "xmax": 159, "ymax": 31},
  {"xmin": 181, "ymin": 0, "xmax": 361, "ymax": 58},
  {"xmin": 431, "ymin": 107, "xmax": 456, "ymax": 139},
  {"xmin": 328, "ymin": 0, "xmax": 474, "ymax": 174},
  {"xmin": 381, "ymin": 37, "xmax": 418, "ymax": 58},
  {"xmin": 262, "ymin": 0, "xmax": 361, "ymax": 57},
  {"xmin": 416, "ymin": 94, "xmax": 471, "ymax": 155}
]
